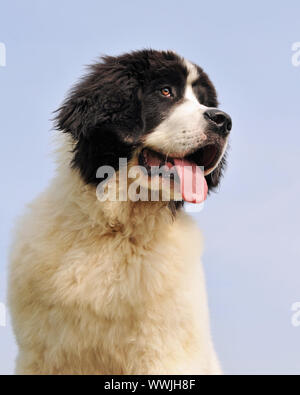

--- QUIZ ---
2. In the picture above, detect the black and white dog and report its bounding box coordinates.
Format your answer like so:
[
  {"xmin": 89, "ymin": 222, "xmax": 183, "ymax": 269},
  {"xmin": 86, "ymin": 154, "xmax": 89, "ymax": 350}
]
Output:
[{"xmin": 9, "ymin": 50, "xmax": 231, "ymax": 375}]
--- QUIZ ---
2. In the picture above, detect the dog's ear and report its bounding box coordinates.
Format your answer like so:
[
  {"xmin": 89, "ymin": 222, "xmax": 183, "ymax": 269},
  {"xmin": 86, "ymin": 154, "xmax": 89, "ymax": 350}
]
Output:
[{"xmin": 55, "ymin": 54, "xmax": 146, "ymax": 140}]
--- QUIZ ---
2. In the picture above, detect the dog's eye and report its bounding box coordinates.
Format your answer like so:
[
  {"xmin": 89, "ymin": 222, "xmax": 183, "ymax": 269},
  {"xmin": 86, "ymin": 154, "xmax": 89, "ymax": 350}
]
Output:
[{"xmin": 160, "ymin": 87, "xmax": 172, "ymax": 97}]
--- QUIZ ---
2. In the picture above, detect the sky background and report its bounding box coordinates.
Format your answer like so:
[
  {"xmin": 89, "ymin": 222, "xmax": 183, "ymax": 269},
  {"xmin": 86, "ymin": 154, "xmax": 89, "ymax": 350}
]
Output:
[{"xmin": 0, "ymin": 0, "xmax": 300, "ymax": 375}]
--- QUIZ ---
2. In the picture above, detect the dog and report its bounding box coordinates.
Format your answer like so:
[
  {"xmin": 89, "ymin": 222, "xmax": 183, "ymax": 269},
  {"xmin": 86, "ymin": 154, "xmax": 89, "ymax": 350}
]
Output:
[{"xmin": 8, "ymin": 49, "xmax": 231, "ymax": 375}]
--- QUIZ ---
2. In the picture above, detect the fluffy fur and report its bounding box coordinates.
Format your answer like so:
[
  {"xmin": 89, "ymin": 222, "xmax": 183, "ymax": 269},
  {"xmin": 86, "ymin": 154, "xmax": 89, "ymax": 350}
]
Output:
[{"xmin": 8, "ymin": 49, "xmax": 231, "ymax": 375}]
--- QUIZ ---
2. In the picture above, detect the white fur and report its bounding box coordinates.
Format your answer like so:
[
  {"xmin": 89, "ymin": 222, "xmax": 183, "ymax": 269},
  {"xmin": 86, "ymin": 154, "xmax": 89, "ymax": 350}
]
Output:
[
  {"xmin": 184, "ymin": 59, "xmax": 199, "ymax": 85},
  {"xmin": 8, "ymin": 135, "xmax": 222, "ymax": 375}
]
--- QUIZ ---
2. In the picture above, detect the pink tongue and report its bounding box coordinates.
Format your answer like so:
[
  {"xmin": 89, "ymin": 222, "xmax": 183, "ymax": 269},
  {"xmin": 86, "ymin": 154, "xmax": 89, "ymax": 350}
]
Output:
[{"xmin": 173, "ymin": 159, "xmax": 208, "ymax": 204}]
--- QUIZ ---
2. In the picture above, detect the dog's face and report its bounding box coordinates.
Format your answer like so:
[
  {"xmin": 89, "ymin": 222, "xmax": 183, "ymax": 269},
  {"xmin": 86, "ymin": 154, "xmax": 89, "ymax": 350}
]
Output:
[{"xmin": 56, "ymin": 50, "xmax": 231, "ymax": 203}]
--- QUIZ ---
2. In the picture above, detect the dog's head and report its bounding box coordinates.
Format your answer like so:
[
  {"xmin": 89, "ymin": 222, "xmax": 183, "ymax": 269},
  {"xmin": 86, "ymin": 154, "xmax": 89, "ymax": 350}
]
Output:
[{"xmin": 55, "ymin": 50, "xmax": 231, "ymax": 204}]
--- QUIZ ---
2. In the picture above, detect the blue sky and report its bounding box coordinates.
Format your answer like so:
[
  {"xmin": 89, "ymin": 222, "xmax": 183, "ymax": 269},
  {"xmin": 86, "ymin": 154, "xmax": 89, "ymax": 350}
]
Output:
[{"xmin": 0, "ymin": 0, "xmax": 300, "ymax": 374}]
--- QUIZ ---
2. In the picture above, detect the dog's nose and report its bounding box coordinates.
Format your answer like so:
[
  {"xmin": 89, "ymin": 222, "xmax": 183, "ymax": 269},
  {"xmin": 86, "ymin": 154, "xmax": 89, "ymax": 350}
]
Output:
[{"xmin": 204, "ymin": 109, "xmax": 232, "ymax": 136}]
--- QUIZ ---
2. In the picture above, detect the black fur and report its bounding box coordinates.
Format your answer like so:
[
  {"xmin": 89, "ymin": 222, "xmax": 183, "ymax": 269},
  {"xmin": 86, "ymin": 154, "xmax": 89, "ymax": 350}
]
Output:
[{"xmin": 55, "ymin": 49, "xmax": 226, "ymax": 192}]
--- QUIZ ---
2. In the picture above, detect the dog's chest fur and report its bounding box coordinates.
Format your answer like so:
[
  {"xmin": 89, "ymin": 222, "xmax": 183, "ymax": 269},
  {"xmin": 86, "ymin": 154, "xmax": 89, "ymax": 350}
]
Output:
[{"xmin": 9, "ymin": 142, "xmax": 221, "ymax": 375}]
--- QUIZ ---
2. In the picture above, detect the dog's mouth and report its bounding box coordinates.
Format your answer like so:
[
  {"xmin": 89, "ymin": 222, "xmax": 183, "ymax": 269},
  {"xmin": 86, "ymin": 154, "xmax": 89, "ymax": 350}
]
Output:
[
  {"xmin": 139, "ymin": 144, "xmax": 221, "ymax": 176},
  {"xmin": 138, "ymin": 144, "xmax": 222, "ymax": 203}
]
